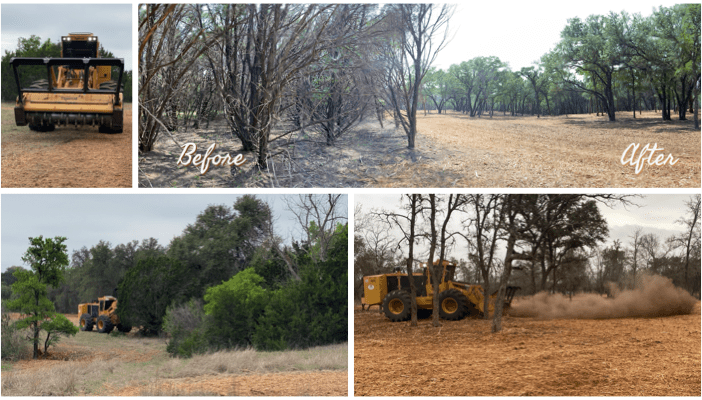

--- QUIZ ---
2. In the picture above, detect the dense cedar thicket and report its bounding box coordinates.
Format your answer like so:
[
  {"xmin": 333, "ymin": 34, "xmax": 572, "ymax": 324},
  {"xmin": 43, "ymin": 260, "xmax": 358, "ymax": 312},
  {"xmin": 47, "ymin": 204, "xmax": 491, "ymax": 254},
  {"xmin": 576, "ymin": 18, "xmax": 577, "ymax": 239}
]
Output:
[
  {"xmin": 356, "ymin": 194, "xmax": 702, "ymax": 330},
  {"xmin": 161, "ymin": 223, "xmax": 347, "ymax": 356},
  {"xmin": 0, "ymin": 35, "xmax": 133, "ymax": 102},
  {"xmin": 139, "ymin": 4, "xmax": 700, "ymax": 163},
  {"xmin": 2, "ymin": 195, "xmax": 348, "ymax": 354}
]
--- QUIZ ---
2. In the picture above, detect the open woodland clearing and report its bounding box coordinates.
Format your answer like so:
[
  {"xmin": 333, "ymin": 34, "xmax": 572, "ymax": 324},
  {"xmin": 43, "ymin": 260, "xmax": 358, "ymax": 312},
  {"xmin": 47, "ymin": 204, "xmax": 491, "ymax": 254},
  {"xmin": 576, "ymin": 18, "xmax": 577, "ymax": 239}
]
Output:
[
  {"xmin": 1, "ymin": 102, "xmax": 132, "ymax": 188},
  {"xmin": 139, "ymin": 110, "xmax": 699, "ymax": 188},
  {"xmin": 354, "ymin": 301, "xmax": 700, "ymax": 396},
  {"xmin": 1, "ymin": 314, "xmax": 347, "ymax": 396}
]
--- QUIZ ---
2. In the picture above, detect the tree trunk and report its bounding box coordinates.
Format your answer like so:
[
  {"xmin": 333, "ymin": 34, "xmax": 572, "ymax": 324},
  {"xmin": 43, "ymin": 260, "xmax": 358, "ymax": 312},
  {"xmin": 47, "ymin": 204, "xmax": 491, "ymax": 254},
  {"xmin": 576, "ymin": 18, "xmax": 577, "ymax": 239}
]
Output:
[
  {"xmin": 695, "ymin": 77, "xmax": 700, "ymax": 130},
  {"xmin": 492, "ymin": 233, "xmax": 515, "ymax": 333},
  {"xmin": 427, "ymin": 195, "xmax": 441, "ymax": 327},
  {"xmin": 407, "ymin": 194, "xmax": 420, "ymax": 327}
]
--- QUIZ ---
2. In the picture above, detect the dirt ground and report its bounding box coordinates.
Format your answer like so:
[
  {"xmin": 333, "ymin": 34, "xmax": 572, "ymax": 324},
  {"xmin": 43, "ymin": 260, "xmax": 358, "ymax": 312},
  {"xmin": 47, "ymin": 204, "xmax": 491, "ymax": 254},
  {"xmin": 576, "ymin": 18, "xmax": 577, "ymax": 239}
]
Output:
[
  {"xmin": 4, "ymin": 314, "xmax": 347, "ymax": 396},
  {"xmin": 138, "ymin": 110, "xmax": 699, "ymax": 188},
  {"xmin": 354, "ymin": 302, "xmax": 701, "ymax": 396},
  {"xmin": 1, "ymin": 102, "xmax": 132, "ymax": 188}
]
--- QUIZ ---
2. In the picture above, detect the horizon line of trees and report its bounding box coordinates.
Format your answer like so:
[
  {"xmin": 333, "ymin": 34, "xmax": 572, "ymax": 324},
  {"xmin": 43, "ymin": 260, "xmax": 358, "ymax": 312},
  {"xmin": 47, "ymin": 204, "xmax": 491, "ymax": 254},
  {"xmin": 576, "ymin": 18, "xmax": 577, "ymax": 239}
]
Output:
[
  {"xmin": 421, "ymin": 4, "xmax": 700, "ymax": 127},
  {"xmin": 355, "ymin": 194, "xmax": 701, "ymax": 332}
]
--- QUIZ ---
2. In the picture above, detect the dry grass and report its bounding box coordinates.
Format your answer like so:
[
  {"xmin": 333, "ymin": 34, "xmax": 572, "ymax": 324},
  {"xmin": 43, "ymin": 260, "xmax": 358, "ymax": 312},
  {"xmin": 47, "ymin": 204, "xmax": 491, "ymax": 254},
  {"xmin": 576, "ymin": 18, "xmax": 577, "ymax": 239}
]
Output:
[
  {"xmin": 162, "ymin": 343, "xmax": 348, "ymax": 378},
  {"xmin": 1, "ymin": 330, "xmax": 347, "ymax": 396},
  {"xmin": 354, "ymin": 302, "xmax": 701, "ymax": 396}
]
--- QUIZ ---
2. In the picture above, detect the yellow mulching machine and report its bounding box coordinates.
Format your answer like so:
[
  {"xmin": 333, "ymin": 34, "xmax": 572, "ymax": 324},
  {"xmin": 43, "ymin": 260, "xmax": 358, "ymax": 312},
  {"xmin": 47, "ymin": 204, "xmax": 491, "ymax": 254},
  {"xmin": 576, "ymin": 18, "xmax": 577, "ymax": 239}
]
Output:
[
  {"xmin": 362, "ymin": 260, "xmax": 519, "ymax": 322},
  {"xmin": 78, "ymin": 295, "xmax": 131, "ymax": 333},
  {"xmin": 10, "ymin": 32, "xmax": 124, "ymax": 133}
]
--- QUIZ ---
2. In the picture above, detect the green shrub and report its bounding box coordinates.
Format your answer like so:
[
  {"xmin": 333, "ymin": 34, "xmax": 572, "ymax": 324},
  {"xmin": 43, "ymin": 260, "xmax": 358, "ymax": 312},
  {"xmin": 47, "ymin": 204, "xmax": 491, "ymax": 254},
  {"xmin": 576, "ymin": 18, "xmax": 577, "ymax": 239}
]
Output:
[
  {"xmin": 163, "ymin": 299, "xmax": 208, "ymax": 357},
  {"xmin": 40, "ymin": 313, "xmax": 78, "ymax": 353},
  {"xmin": 1, "ymin": 306, "xmax": 30, "ymax": 361},
  {"xmin": 109, "ymin": 330, "xmax": 126, "ymax": 337},
  {"xmin": 204, "ymin": 268, "xmax": 270, "ymax": 349},
  {"xmin": 253, "ymin": 224, "xmax": 348, "ymax": 351},
  {"xmin": 173, "ymin": 330, "xmax": 209, "ymax": 358}
]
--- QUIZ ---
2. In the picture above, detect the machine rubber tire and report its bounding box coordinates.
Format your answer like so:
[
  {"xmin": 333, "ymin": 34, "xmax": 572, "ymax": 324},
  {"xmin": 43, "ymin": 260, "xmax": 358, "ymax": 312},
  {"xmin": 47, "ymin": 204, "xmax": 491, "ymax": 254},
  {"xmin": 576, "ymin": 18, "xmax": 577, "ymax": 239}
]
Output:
[
  {"xmin": 117, "ymin": 324, "xmax": 132, "ymax": 333},
  {"xmin": 438, "ymin": 289, "xmax": 469, "ymax": 320},
  {"xmin": 79, "ymin": 313, "xmax": 94, "ymax": 332},
  {"xmin": 382, "ymin": 290, "xmax": 412, "ymax": 322},
  {"xmin": 97, "ymin": 315, "xmax": 114, "ymax": 334}
]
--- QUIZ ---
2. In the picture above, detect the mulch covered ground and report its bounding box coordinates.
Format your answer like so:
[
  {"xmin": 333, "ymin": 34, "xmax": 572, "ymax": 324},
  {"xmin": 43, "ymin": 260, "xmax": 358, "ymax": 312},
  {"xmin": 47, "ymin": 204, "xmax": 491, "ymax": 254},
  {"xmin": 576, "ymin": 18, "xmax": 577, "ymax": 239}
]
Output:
[
  {"xmin": 2, "ymin": 103, "xmax": 132, "ymax": 188},
  {"xmin": 368, "ymin": 110, "xmax": 699, "ymax": 188},
  {"xmin": 354, "ymin": 302, "xmax": 701, "ymax": 396}
]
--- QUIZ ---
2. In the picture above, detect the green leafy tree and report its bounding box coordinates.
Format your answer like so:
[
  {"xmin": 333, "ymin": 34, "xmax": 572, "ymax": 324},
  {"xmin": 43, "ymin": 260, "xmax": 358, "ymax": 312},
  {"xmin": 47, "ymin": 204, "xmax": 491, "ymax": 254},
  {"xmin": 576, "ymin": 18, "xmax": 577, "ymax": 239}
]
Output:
[
  {"xmin": 1, "ymin": 36, "xmax": 61, "ymax": 101},
  {"xmin": 253, "ymin": 223, "xmax": 348, "ymax": 350},
  {"xmin": 556, "ymin": 13, "xmax": 627, "ymax": 121},
  {"xmin": 6, "ymin": 236, "xmax": 68, "ymax": 359},
  {"xmin": 116, "ymin": 256, "xmax": 190, "ymax": 335},
  {"xmin": 651, "ymin": 4, "xmax": 701, "ymax": 124},
  {"xmin": 250, "ymin": 247, "xmax": 291, "ymax": 289},
  {"xmin": 423, "ymin": 68, "xmax": 455, "ymax": 114},
  {"xmin": 203, "ymin": 268, "xmax": 270, "ymax": 348},
  {"xmin": 167, "ymin": 196, "xmax": 272, "ymax": 298},
  {"xmin": 6, "ymin": 270, "xmax": 55, "ymax": 358},
  {"xmin": 1, "ymin": 266, "xmax": 24, "ymax": 286},
  {"xmin": 41, "ymin": 313, "xmax": 78, "ymax": 354},
  {"xmin": 122, "ymin": 70, "xmax": 133, "ymax": 102},
  {"xmin": 162, "ymin": 299, "xmax": 208, "ymax": 358}
]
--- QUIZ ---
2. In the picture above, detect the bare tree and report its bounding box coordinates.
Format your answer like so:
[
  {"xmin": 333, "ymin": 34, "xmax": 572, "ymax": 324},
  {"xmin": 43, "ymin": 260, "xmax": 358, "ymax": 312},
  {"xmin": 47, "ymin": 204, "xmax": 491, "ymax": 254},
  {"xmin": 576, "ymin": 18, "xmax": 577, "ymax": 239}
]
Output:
[
  {"xmin": 138, "ymin": 5, "xmax": 225, "ymax": 152},
  {"xmin": 639, "ymin": 232, "xmax": 666, "ymax": 274},
  {"xmin": 201, "ymin": 4, "xmax": 382, "ymax": 169},
  {"xmin": 492, "ymin": 195, "xmax": 531, "ymax": 333},
  {"xmin": 669, "ymin": 194, "xmax": 701, "ymax": 293},
  {"xmin": 384, "ymin": 4, "xmax": 453, "ymax": 149},
  {"xmin": 284, "ymin": 194, "xmax": 347, "ymax": 264},
  {"xmin": 354, "ymin": 205, "xmax": 397, "ymax": 303},
  {"xmin": 375, "ymin": 194, "xmax": 423, "ymax": 326},
  {"xmin": 461, "ymin": 194, "xmax": 503, "ymax": 319},
  {"xmin": 628, "ymin": 227, "xmax": 644, "ymax": 287}
]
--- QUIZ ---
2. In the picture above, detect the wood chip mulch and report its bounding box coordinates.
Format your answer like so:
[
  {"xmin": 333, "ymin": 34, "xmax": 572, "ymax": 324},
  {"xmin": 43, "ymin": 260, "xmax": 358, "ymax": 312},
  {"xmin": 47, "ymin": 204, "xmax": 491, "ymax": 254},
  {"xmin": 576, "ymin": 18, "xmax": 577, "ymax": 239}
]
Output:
[{"xmin": 354, "ymin": 303, "xmax": 701, "ymax": 396}]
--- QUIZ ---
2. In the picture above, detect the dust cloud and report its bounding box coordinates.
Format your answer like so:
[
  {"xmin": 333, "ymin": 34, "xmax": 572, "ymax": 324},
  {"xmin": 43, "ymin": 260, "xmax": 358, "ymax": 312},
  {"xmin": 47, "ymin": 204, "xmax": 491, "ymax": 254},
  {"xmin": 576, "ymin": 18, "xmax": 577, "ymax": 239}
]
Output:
[{"xmin": 509, "ymin": 275, "xmax": 697, "ymax": 319}]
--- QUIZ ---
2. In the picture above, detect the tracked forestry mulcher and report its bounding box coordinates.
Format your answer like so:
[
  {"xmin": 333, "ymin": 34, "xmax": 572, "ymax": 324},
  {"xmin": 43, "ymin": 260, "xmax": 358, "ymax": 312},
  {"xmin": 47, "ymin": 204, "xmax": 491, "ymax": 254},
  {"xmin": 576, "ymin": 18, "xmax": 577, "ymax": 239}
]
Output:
[
  {"xmin": 362, "ymin": 260, "xmax": 519, "ymax": 322},
  {"xmin": 78, "ymin": 295, "xmax": 131, "ymax": 334},
  {"xmin": 10, "ymin": 32, "xmax": 124, "ymax": 133}
]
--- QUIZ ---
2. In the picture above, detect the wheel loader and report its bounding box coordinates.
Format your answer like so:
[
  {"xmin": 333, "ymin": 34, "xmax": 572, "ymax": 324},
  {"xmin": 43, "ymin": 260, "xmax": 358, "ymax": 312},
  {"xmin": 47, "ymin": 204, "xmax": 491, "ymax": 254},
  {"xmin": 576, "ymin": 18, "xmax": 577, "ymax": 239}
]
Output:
[
  {"xmin": 362, "ymin": 260, "xmax": 519, "ymax": 322},
  {"xmin": 10, "ymin": 32, "xmax": 124, "ymax": 133},
  {"xmin": 78, "ymin": 295, "xmax": 131, "ymax": 334}
]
